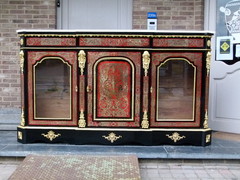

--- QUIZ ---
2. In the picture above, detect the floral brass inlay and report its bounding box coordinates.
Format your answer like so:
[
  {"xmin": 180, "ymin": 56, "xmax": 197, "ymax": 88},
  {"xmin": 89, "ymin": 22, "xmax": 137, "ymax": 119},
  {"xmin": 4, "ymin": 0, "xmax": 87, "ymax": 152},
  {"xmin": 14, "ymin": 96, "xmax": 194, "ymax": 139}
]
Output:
[
  {"xmin": 142, "ymin": 51, "xmax": 150, "ymax": 76},
  {"xmin": 206, "ymin": 51, "xmax": 211, "ymax": 76},
  {"xmin": 203, "ymin": 109, "xmax": 209, "ymax": 129},
  {"xmin": 141, "ymin": 110, "xmax": 149, "ymax": 129},
  {"xmin": 20, "ymin": 109, "xmax": 25, "ymax": 127},
  {"xmin": 78, "ymin": 50, "xmax": 86, "ymax": 75},
  {"xmin": 41, "ymin": 131, "xmax": 61, "ymax": 141},
  {"xmin": 78, "ymin": 109, "xmax": 86, "ymax": 128},
  {"xmin": 19, "ymin": 50, "xmax": 24, "ymax": 73},
  {"xmin": 166, "ymin": 132, "xmax": 186, "ymax": 143},
  {"xmin": 206, "ymin": 134, "xmax": 211, "ymax": 143},
  {"xmin": 102, "ymin": 132, "xmax": 122, "ymax": 143}
]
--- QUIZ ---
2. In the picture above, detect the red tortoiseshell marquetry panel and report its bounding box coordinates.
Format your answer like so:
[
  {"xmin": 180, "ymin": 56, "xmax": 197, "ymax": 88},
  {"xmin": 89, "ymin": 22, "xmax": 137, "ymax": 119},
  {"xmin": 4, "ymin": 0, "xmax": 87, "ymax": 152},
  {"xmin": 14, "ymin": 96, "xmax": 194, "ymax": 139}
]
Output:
[
  {"xmin": 96, "ymin": 61, "xmax": 132, "ymax": 118},
  {"xmin": 79, "ymin": 37, "xmax": 150, "ymax": 47},
  {"xmin": 87, "ymin": 51, "xmax": 142, "ymax": 127},
  {"xmin": 27, "ymin": 51, "xmax": 78, "ymax": 126},
  {"xmin": 150, "ymin": 52, "xmax": 203, "ymax": 128},
  {"xmin": 153, "ymin": 38, "xmax": 204, "ymax": 48},
  {"xmin": 26, "ymin": 37, "xmax": 76, "ymax": 46}
]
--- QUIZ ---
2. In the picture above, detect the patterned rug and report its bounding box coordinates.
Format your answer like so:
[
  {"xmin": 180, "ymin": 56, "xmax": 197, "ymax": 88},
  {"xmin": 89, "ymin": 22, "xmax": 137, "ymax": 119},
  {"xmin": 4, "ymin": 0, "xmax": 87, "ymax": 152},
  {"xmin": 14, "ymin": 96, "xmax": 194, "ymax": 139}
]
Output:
[{"xmin": 9, "ymin": 154, "xmax": 140, "ymax": 180}]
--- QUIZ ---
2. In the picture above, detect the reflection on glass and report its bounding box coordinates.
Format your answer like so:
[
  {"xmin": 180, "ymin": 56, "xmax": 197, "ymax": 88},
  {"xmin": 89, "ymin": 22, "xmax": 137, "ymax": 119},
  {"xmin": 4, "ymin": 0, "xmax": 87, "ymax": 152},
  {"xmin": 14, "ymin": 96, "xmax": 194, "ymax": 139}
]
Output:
[
  {"xmin": 157, "ymin": 59, "xmax": 195, "ymax": 120},
  {"xmin": 34, "ymin": 59, "xmax": 71, "ymax": 119}
]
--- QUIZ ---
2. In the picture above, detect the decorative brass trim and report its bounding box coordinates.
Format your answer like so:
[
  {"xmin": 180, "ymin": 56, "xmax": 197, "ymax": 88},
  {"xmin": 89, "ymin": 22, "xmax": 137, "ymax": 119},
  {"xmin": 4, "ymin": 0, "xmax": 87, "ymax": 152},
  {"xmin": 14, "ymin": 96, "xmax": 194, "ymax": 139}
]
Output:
[
  {"xmin": 19, "ymin": 50, "xmax": 24, "ymax": 73},
  {"xmin": 102, "ymin": 132, "xmax": 122, "ymax": 143},
  {"xmin": 78, "ymin": 50, "xmax": 86, "ymax": 75},
  {"xmin": 20, "ymin": 38, "xmax": 24, "ymax": 46},
  {"xmin": 203, "ymin": 109, "xmax": 209, "ymax": 129},
  {"xmin": 207, "ymin": 40, "xmax": 211, "ymax": 47},
  {"xmin": 18, "ymin": 131, "xmax": 23, "ymax": 140},
  {"xmin": 206, "ymin": 51, "xmax": 211, "ymax": 76},
  {"xmin": 166, "ymin": 132, "xmax": 186, "ymax": 143},
  {"xmin": 41, "ymin": 131, "xmax": 61, "ymax": 141},
  {"xmin": 150, "ymin": 87, "xmax": 153, "ymax": 93},
  {"xmin": 141, "ymin": 110, "xmax": 149, "ymax": 129},
  {"xmin": 20, "ymin": 109, "xmax": 25, "ymax": 127},
  {"xmin": 142, "ymin": 51, "xmax": 150, "ymax": 76},
  {"xmin": 33, "ymin": 57, "xmax": 72, "ymax": 120},
  {"xmin": 78, "ymin": 109, "xmax": 86, "ymax": 128},
  {"xmin": 93, "ymin": 57, "xmax": 135, "ymax": 121},
  {"xmin": 156, "ymin": 58, "xmax": 196, "ymax": 122},
  {"xmin": 206, "ymin": 134, "xmax": 211, "ymax": 143}
]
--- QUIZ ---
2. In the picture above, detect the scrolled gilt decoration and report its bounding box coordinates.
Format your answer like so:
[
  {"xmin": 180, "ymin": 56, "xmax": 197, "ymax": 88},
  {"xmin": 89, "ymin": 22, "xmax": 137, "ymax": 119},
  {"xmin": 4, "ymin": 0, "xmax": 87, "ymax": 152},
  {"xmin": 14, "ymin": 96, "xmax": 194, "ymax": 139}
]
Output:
[
  {"xmin": 206, "ymin": 51, "xmax": 211, "ymax": 76},
  {"xmin": 166, "ymin": 132, "xmax": 186, "ymax": 143},
  {"xmin": 78, "ymin": 50, "xmax": 86, "ymax": 75},
  {"xmin": 20, "ymin": 109, "xmax": 25, "ymax": 127},
  {"xmin": 78, "ymin": 109, "xmax": 86, "ymax": 128},
  {"xmin": 203, "ymin": 109, "xmax": 209, "ymax": 129},
  {"xmin": 102, "ymin": 132, "xmax": 122, "ymax": 143},
  {"xmin": 19, "ymin": 50, "xmax": 24, "ymax": 73},
  {"xmin": 41, "ymin": 131, "xmax": 61, "ymax": 141},
  {"xmin": 141, "ymin": 110, "xmax": 149, "ymax": 129},
  {"xmin": 142, "ymin": 51, "xmax": 150, "ymax": 76}
]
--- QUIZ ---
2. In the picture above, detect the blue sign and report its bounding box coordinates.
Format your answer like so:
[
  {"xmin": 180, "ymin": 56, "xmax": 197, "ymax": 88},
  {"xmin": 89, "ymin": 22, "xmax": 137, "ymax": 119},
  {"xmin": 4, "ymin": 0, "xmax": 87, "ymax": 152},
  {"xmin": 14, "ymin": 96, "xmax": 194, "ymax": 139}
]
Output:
[{"xmin": 147, "ymin": 12, "xmax": 157, "ymax": 19}]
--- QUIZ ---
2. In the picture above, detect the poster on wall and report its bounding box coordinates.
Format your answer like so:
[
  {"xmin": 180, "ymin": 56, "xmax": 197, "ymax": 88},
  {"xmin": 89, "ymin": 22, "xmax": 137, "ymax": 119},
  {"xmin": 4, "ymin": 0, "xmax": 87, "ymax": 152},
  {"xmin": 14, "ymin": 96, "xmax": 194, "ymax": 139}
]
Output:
[{"xmin": 216, "ymin": 0, "xmax": 240, "ymax": 60}]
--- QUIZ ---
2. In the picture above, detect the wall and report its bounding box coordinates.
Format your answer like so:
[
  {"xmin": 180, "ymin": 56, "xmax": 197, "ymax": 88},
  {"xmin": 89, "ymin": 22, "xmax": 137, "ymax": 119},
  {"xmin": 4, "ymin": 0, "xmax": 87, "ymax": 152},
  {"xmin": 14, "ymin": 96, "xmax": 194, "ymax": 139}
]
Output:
[
  {"xmin": 133, "ymin": 0, "xmax": 204, "ymax": 30},
  {"xmin": 0, "ymin": 0, "xmax": 56, "ymax": 129}
]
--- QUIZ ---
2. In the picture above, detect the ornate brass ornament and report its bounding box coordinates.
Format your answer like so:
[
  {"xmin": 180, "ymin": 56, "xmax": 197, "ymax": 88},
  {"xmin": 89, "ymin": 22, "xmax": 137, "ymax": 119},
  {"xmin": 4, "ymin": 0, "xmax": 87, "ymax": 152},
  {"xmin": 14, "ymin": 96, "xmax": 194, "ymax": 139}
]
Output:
[
  {"xmin": 150, "ymin": 87, "xmax": 153, "ymax": 93},
  {"xmin": 207, "ymin": 40, "xmax": 211, "ymax": 47},
  {"xmin": 206, "ymin": 51, "xmax": 211, "ymax": 76},
  {"xmin": 166, "ymin": 132, "xmax": 186, "ymax": 143},
  {"xmin": 78, "ymin": 50, "xmax": 86, "ymax": 75},
  {"xmin": 20, "ymin": 38, "xmax": 24, "ymax": 46},
  {"xmin": 206, "ymin": 134, "xmax": 211, "ymax": 143},
  {"xmin": 142, "ymin": 51, "xmax": 150, "ymax": 76},
  {"xmin": 20, "ymin": 109, "xmax": 25, "ymax": 127},
  {"xmin": 78, "ymin": 109, "xmax": 86, "ymax": 128},
  {"xmin": 102, "ymin": 132, "xmax": 122, "ymax": 143},
  {"xmin": 203, "ymin": 109, "xmax": 209, "ymax": 129},
  {"xmin": 19, "ymin": 50, "xmax": 24, "ymax": 73},
  {"xmin": 18, "ymin": 131, "xmax": 23, "ymax": 140},
  {"xmin": 41, "ymin": 131, "xmax": 61, "ymax": 141},
  {"xmin": 141, "ymin": 110, "xmax": 149, "ymax": 129}
]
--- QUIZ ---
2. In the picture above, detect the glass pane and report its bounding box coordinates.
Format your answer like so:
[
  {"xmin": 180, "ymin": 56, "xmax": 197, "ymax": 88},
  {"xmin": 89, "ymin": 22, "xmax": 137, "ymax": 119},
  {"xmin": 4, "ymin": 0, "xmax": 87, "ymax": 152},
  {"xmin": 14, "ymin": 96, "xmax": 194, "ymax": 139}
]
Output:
[
  {"xmin": 157, "ymin": 60, "xmax": 195, "ymax": 120},
  {"xmin": 35, "ymin": 59, "xmax": 71, "ymax": 119}
]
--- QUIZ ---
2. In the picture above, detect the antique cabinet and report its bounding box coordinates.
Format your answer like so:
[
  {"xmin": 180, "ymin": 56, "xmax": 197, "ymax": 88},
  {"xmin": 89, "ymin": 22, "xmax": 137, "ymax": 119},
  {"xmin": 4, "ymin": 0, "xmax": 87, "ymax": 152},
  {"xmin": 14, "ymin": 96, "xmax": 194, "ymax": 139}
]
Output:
[{"xmin": 17, "ymin": 30, "xmax": 213, "ymax": 146}]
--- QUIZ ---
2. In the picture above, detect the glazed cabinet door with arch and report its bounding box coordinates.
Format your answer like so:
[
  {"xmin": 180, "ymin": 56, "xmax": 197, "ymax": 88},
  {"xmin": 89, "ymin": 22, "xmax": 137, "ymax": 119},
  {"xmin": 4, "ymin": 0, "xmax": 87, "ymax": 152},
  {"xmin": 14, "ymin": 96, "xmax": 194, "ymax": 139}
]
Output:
[
  {"xmin": 27, "ymin": 51, "xmax": 78, "ymax": 126},
  {"xmin": 85, "ymin": 51, "xmax": 143, "ymax": 128},
  {"xmin": 150, "ymin": 52, "xmax": 205, "ymax": 128}
]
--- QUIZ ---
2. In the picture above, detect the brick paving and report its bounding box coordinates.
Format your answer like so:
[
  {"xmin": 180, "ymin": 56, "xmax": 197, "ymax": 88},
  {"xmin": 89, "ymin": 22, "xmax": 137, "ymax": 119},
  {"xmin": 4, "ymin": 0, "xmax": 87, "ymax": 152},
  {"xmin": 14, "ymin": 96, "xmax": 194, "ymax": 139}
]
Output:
[{"xmin": 1, "ymin": 159, "xmax": 240, "ymax": 180}]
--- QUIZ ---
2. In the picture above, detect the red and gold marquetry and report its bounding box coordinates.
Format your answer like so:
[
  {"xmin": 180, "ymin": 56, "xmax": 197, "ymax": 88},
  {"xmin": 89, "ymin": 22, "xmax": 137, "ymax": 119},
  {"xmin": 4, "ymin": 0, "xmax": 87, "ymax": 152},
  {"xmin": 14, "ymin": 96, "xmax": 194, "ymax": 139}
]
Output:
[
  {"xmin": 87, "ymin": 51, "xmax": 142, "ymax": 127},
  {"xmin": 153, "ymin": 38, "xmax": 204, "ymax": 48},
  {"xmin": 79, "ymin": 37, "xmax": 150, "ymax": 47},
  {"xmin": 26, "ymin": 37, "xmax": 76, "ymax": 46}
]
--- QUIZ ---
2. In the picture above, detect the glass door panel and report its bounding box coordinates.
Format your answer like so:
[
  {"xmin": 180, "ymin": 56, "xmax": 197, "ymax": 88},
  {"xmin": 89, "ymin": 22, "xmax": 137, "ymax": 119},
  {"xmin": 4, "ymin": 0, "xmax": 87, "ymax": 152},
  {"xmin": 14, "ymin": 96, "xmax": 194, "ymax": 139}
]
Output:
[
  {"xmin": 34, "ymin": 58, "xmax": 71, "ymax": 119},
  {"xmin": 157, "ymin": 59, "xmax": 196, "ymax": 121}
]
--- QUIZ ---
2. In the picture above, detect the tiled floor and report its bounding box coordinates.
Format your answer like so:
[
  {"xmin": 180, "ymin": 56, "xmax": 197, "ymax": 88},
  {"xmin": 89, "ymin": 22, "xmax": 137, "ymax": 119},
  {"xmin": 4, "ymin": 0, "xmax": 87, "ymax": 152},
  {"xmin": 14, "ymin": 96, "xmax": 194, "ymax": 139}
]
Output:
[{"xmin": 0, "ymin": 131, "xmax": 240, "ymax": 179}]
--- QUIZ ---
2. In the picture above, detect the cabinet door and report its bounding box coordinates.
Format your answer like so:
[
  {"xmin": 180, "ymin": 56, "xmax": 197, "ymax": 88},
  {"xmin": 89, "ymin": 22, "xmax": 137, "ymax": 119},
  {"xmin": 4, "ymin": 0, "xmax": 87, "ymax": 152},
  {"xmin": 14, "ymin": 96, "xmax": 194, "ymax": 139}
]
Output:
[
  {"xmin": 150, "ymin": 52, "xmax": 203, "ymax": 127},
  {"xmin": 86, "ymin": 51, "xmax": 142, "ymax": 127},
  {"xmin": 27, "ymin": 51, "xmax": 78, "ymax": 126}
]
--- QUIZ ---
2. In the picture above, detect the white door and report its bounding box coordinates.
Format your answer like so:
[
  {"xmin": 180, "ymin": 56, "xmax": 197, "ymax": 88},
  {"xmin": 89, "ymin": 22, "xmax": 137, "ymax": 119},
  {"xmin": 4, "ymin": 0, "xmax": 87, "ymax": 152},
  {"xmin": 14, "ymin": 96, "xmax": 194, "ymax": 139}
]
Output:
[
  {"xmin": 57, "ymin": 0, "xmax": 132, "ymax": 29},
  {"xmin": 205, "ymin": 0, "xmax": 240, "ymax": 134}
]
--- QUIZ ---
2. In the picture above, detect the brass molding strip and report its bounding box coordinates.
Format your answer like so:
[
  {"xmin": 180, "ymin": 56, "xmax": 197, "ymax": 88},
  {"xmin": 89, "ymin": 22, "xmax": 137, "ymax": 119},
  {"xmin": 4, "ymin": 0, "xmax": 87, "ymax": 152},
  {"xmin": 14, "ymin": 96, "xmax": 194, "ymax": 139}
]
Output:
[
  {"xmin": 19, "ymin": 47, "xmax": 212, "ymax": 52},
  {"xmin": 18, "ymin": 126, "xmax": 211, "ymax": 132}
]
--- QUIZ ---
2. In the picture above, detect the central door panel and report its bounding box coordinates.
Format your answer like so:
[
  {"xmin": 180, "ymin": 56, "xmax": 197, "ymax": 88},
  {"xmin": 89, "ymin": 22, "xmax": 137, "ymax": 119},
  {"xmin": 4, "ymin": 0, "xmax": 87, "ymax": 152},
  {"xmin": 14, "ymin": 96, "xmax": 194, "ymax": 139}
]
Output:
[{"xmin": 87, "ymin": 52, "xmax": 142, "ymax": 127}]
